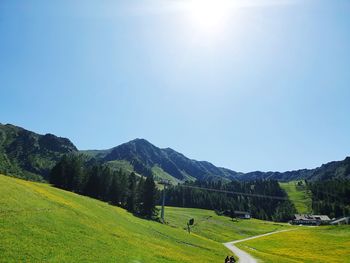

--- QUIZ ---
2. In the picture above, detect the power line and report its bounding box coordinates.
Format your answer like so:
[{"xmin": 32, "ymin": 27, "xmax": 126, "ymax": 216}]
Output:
[
  {"xmin": 176, "ymin": 184, "xmax": 350, "ymax": 209},
  {"xmin": 178, "ymin": 185, "xmax": 289, "ymax": 201}
]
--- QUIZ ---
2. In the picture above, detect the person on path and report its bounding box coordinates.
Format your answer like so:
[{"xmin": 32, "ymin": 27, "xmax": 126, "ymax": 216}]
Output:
[{"xmin": 229, "ymin": 256, "xmax": 236, "ymax": 263}]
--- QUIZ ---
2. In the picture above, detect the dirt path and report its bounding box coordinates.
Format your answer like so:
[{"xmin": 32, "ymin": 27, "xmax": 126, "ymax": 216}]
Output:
[{"xmin": 223, "ymin": 229, "xmax": 296, "ymax": 263}]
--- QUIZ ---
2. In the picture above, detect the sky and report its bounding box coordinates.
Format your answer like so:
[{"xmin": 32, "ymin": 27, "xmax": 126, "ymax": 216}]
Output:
[{"xmin": 1, "ymin": 0, "xmax": 350, "ymax": 173}]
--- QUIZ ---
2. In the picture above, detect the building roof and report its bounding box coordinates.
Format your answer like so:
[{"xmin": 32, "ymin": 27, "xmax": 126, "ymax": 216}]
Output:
[
  {"xmin": 294, "ymin": 214, "xmax": 331, "ymax": 221},
  {"xmin": 234, "ymin": 211, "xmax": 250, "ymax": 215}
]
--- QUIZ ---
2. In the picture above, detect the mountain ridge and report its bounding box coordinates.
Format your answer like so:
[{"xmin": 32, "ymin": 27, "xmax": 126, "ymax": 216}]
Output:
[
  {"xmin": 1, "ymin": 123, "xmax": 349, "ymax": 182},
  {"xmin": 101, "ymin": 138, "xmax": 239, "ymax": 182}
]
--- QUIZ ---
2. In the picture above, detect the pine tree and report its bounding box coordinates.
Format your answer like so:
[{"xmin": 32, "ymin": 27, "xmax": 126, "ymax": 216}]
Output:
[
  {"xmin": 69, "ymin": 155, "xmax": 85, "ymax": 193},
  {"xmin": 126, "ymin": 172, "xmax": 137, "ymax": 213},
  {"xmin": 136, "ymin": 176, "xmax": 145, "ymax": 213},
  {"xmin": 50, "ymin": 155, "xmax": 69, "ymax": 189},
  {"xmin": 99, "ymin": 166, "xmax": 113, "ymax": 201},
  {"xmin": 109, "ymin": 169, "xmax": 128, "ymax": 206},
  {"xmin": 140, "ymin": 175, "xmax": 157, "ymax": 218},
  {"xmin": 109, "ymin": 174, "xmax": 120, "ymax": 205},
  {"xmin": 84, "ymin": 164, "xmax": 101, "ymax": 199}
]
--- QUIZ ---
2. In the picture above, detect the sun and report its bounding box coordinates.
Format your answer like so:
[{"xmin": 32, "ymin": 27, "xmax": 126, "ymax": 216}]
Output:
[{"xmin": 186, "ymin": 0, "xmax": 233, "ymax": 34}]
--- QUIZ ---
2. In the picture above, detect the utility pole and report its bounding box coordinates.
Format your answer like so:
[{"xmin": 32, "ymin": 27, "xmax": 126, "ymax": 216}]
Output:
[{"xmin": 159, "ymin": 180, "xmax": 171, "ymax": 223}]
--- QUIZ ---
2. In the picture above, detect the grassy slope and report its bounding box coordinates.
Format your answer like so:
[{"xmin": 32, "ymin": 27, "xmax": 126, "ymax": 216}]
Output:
[
  {"xmin": 279, "ymin": 181, "xmax": 312, "ymax": 214},
  {"xmin": 0, "ymin": 175, "xmax": 228, "ymax": 263},
  {"xmin": 107, "ymin": 160, "xmax": 136, "ymax": 174},
  {"xmin": 2, "ymin": 175, "xmax": 348, "ymax": 263},
  {"xmin": 152, "ymin": 166, "xmax": 182, "ymax": 185},
  {"xmin": 106, "ymin": 163, "xmax": 186, "ymax": 185},
  {"xmin": 236, "ymin": 226, "xmax": 350, "ymax": 263},
  {"xmin": 164, "ymin": 207, "xmax": 292, "ymax": 243},
  {"xmin": 97, "ymin": 161, "xmax": 182, "ymax": 185}
]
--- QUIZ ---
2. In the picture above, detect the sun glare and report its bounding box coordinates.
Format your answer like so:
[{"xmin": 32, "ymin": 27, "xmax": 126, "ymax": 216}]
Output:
[{"xmin": 186, "ymin": 0, "xmax": 233, "ymax": 34}]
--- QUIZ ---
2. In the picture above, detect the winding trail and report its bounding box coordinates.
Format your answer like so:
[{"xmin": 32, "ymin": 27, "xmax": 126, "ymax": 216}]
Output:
[{"xmin": 224, "ymin": 229, "xmax": 296, "ymax": 263}]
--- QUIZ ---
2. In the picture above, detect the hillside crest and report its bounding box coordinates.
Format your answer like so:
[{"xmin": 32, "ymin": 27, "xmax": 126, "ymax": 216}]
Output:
[{"xmin": 1, "ymin": 123, "xmax": 349, "ymax": 182}]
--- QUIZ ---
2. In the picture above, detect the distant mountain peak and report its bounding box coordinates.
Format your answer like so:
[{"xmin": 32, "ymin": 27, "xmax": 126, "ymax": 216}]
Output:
[
  {"xmin": 130, "ymin": 138, "xmax": 149, "ymax": 143},
  {"xmin": 100, "ymin": 138, "xmax": 239, "ymax": 182},
  {"xmin": 124, "ymin": 138, "xmax": 157, "ymax": 148}
]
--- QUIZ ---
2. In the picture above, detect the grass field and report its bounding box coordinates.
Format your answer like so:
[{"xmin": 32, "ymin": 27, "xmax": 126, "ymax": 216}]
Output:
[
  {"xmin": 164, "ymin": 207, "xmax": 292, "ymax": 243},
  {"xmin": 106, "ymin": 160, "xmax": 137, "ymax": 174},
  {"xmin": 152, "ymin": 166, "xmax": 182, "ymax": 185},
  {"xmin": 280, "ymin": 181, "xmax": 312, "ymax": 214},
  {"xmin": 0, "ymin": 175, "xmax": 228, "ymax": 262},
  {"xmin": 236, "ymin": 226, "xmax": 350, "ymax": 263},
  {"xmin": 1, "ymin": 174, "xmax": 349, "ymax": 263}
]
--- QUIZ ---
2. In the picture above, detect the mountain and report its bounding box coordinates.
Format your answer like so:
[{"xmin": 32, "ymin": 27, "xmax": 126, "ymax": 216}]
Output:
[
  {"xmin": 239, "ymin": 157, "xmax": 350, "ymax": 181},
  {"xmin": 0, "ymin": 123, "xmax": 77, "ymax": 180},
  {"xmin": 87, "ymin": 139, "xmax": 350, "ymax": 182},
  {"xmin": 85, "ymin": 139, "xmax": 240, "ymax": 183},
  {"xmin": 1, "ymin": 123, "xmax": 349, "ymax": 183}
]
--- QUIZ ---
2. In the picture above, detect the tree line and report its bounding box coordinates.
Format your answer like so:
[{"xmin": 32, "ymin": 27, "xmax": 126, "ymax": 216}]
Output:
[
  {"xmin": 50, "ymin": 154, "xmax": 299, "ymax": 222},
  {"xmin": 50, "ymin": 154, "xmax": 158, "ymax": 218},
  {"xmin": 165, "ymin": 179, "xmax": 296, "ymax": 222},
  {"xmin": 306, "ymin": 179, "xmax": 350, "ymax": 218}
]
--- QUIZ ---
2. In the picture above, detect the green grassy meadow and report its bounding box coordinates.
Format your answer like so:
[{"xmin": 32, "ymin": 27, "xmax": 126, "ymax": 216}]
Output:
[
  {"xmin": 152, "ymin": 166, "xmax": 182, "ymax": 185},
  {"xmin": 236, "ymin": 226, "xmax": 350, "ymax": 263},
  {"xmin": 280, "ymin": 181, "xmax": 312, "ymax": 214},
  {"xmin": 106, "ymin": 160, "xmax": 138, "ymax": 175},
  {"xmin": 1, "ymin": 174, "xmax": 349, "ymax": 263},
  {"xmin": 0, "ymin": 175, "xmax": 228, "ymax": 262},
  {"xmin": 164, "ymin": 207, "xmax": 292, "ymax": 243}
]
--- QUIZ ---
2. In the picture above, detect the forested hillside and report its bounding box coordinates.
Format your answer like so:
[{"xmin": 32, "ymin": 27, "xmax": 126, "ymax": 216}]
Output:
[
  {"xmin": 0, "ymin": 124, "xmax": 77, "ymax": 181},
  {"xmin": 165, "ymin": 180, "xmax": 297, "ymax": 222},
  {"xmin": 49, "ymin": 154, "xmax": 296, "ymax": 222},
  {"xmin": 307, "ymin": 179, "xmax": 350, "ymax": 218},
  {"xmin": 50, "ymin": 154, "xmax": 159, "ymax": 218}
]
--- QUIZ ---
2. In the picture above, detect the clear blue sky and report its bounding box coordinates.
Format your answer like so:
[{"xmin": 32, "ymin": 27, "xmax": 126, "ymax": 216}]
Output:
[{"xmin": 1, "ymin": 0, "xmax": 349, "ymax": 173}]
